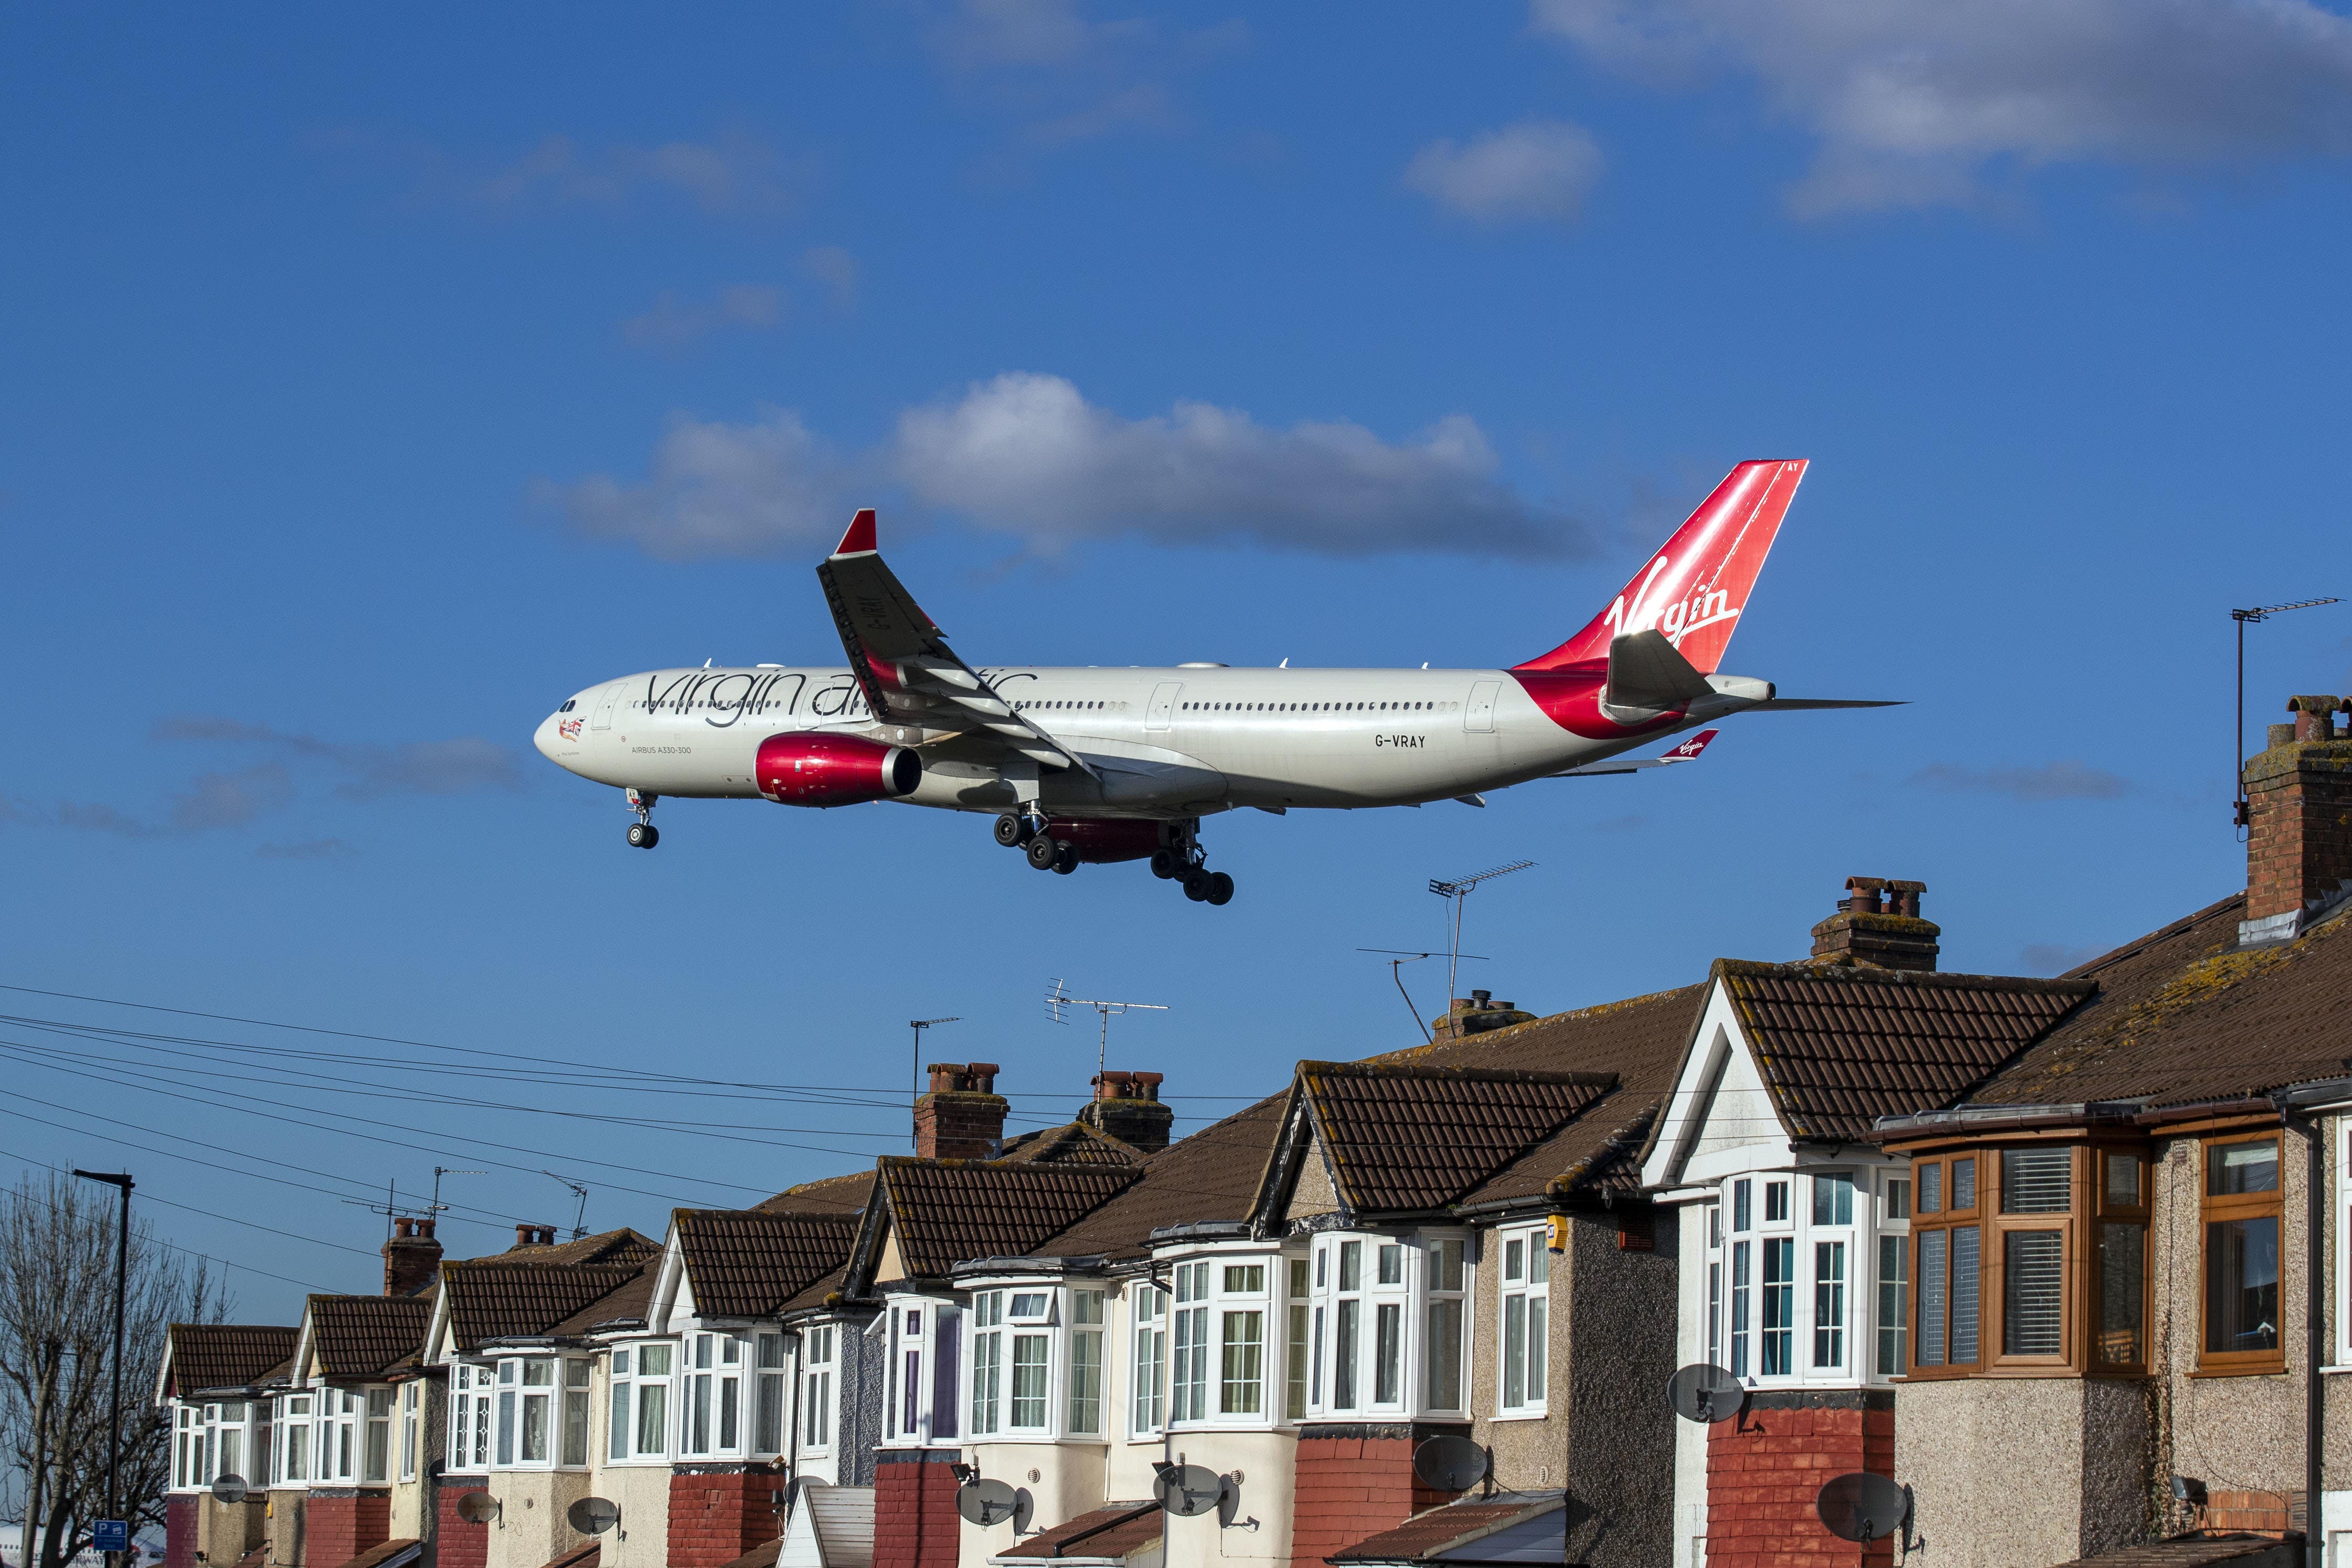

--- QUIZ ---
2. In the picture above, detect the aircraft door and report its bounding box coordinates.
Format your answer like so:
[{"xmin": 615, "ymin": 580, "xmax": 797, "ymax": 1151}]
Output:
[
  {"xmin": 1145, "ymin": 681, "xmax": 1183, "ymax": 732},
  {"xmin": 1465, "ymin": 680, "xmax": 1500, "ymax": 734},
  {"xmin": 590, "ymin": 680, "xmax": 626, "ymax": 731}
]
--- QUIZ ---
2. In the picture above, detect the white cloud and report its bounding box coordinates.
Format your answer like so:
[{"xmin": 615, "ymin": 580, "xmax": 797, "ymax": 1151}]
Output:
[
  {"xmin": 1530, "ymin": 0, "xmax": 2352, "ymax": 215},
  {"xmin": 542, "ymin": 374, "xmax": 1581, "ymax": 561},
  {"xmin": 1908, "ymin": 759, "xmax": 2131, "ymax": 801},
  {"xmin": 1403, "ymin": 120, "xmax": 1605, "ymax": 223},
  {"xmin": 621, "ymin": 285, "xmax": 783, "ymax": 353}
]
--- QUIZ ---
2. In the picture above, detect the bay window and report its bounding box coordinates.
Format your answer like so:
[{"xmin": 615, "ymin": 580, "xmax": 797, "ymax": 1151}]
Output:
[
  {"xmin": 1876, "ymin": 1176, "xmax": 1910, "ymax": 1378},
  {"xmin": 1424, "ymin": 1238, "xmax": 1465, "ymax": 1412},
  {"xmin": 2202, "ymin": 1135, "xmax": 2282, "ymax": 1371},
  {"xmin": 884, "ymin": 1300, "xmax": 959, "ymax": 1444},
  {"xmin": 1171, "ymin": 1263, "xmax": 1211, "ymax": 1422},
  {"xmin": 1729, "ymin": 1190, "xmax": 1752, "ymax": 1378},
  {"xmin": 173, "ymin": 1406, "xmax": 196, "ymax": 1491},
  {"xmin": 283, "ymin": 1393, "xmax": 313, "ymax": 1481},
  {"xmin": 755, "ymin": 1334, "xmax": 787, "ymax": 1454},
  {"xmin": 1220, "ymin": 1264, "xmax": 1266, "ymax": 1416},
  {"xmin": 969, "ymin": 1293, "xmax": 1007, "ymax": 1435},
  {"xmin": 800, "ymin": 1328, "xmax": 835, "ymax": 1453},
  {"xmin": 679, "ymin": 1332, "xmax": 750, "ymax": 1458},
  {"xmin": 1371, "ymin": 1247, "xmax": 1404, "ymax": 1408},
  {"xmin": 1333, "ymin": 1240, "xmax": 1362, "ymax": 1411},
  {"xmin": 363, "ymin": 1388, "xmax": 393, "ymax": 1482},
  {"xmin": 1498, "ymin": 1229, "xmax": 1548, "ymax": 1414},
  {"xmin": 1811, "ymin": 1172, "xmax": 1855, "ymax": 1373},
  {"xmin": 1285, "ymin": 1262, "xmax": 1310, "ymax": 1421},
  {"xmin": 1069, "ymin": 1291, "xmax": 1103, "ymax": 1435},
  {"xmin": 1131, "ymin": 1284, "xmax": 1166, "ymax": 1435},
  {"xmin": 320, "ymin": 1390, "xmax": 357, "ymax": 1481},
  {"xmin": 449, "ymin": 1367, "xmax": 489, "ymax": 1472},
  {"xmin": 398, "ymin": 1382, "xmax": 419, "ymax": 1482},
  {"xmin": 608, "ymin": 1342, "xmax": 673, "ymax": 1461}
]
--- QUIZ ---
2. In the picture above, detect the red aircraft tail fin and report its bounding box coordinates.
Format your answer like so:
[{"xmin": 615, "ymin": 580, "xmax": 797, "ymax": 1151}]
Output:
[{"xmin": 1515, "ymin": 459, "xmax": 1807, "ymax": 675}]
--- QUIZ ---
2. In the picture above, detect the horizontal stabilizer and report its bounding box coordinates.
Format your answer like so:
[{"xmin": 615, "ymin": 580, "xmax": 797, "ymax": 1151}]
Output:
[
  {"xmin": 1747, "ymin": 698, "xmax": 1906, "ymax": 710},
  {"xmin": 1605, "ymin": 631, "xmax": 1714, "ymax": 713},
  {"xmin": 1548, "ymin": 728, "xmax": 1717, "ymax": 778}
]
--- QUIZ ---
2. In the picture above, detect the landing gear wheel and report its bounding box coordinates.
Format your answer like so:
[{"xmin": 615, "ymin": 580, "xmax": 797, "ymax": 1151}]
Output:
[
  {"xmin": 994, "ymin": 814, "xmax": 1033, "ymax": 848},
  {"xmin": 1204, "ymin": 870, "xmax": 1234, "ymax": 905},
  {"xmin": 1052, "ymin": 844, "xmax": 1079, "ymax": 874},
  {"xmin": 1183, "ymin": 869, "xmax": 1211, "ymax": 902},
  {"xmin": 1027, "ymin": 836, "xmax": 1062, "ymax": 871},
  {"xmin": 1150, "ymin": 849, "xmax": 1179, "ymax": 880},
  {"xmin": 626, "ymin": 823, "xmax": 659, "ymax": 849}
]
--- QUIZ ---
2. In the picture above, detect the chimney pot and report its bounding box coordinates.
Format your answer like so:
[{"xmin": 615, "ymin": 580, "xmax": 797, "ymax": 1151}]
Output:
[
  {"xmin": 915, "ymin": 1063, "xmax": 1010, "ymax": 1159},
  {"xmin": 1811, "ymin": 876, "xmax": 1938, "ymax": 970},
  {"xmin": 1470, "ymin": 989, "xmax": 1492, "ymax": 1008},
  {"xmin": 1081, "ymin": 1068, "xmax": 1174, "ymax": 1153},
  {"xmin": 515, "ymin": 1223, "xmax": 537, "ymax": 1247},
  {"xmin": 382, "ymin": 1211, "xmax": 444, "ymax": 1296}
]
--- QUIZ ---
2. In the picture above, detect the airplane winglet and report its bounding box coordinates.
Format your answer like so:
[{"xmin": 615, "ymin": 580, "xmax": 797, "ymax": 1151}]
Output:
[{"xmin": 834, "ymin": 508, "xmax": 878, "ymax": 557}]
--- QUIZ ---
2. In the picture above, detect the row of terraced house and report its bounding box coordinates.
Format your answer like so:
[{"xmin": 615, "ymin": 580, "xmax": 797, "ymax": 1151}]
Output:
[{"xmin": 159, "ymin": 692, "xmax": 2352, "ymax": 1568}]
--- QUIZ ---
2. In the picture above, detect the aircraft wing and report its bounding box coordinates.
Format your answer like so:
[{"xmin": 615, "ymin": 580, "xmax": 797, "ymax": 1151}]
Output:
[
  {"xmin": 1548, "ymin": 729, "xmax": 1719, "ymax": 778},
  {"xmin": 816, "ymin": 510, "xmax": 1091, "ymax": 774}
]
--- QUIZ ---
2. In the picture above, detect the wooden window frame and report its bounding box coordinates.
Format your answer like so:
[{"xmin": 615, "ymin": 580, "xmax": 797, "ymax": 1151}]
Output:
[
  {"xmin": 2090, "ymin": 1148, "xmax": 2151, "ymax": 1375},
  {"xmin": 2198, "ymin": 1132, "xmax": 2287, "ymax": 1377},
  {"xmin": 1907, "ymin": 1152, "xmax": 1984, "ymax": 1380}
]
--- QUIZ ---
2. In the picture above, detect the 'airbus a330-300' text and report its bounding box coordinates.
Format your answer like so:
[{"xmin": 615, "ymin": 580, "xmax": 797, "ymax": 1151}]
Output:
[{"xmin": 534, "ymin": 458, "xmax": 1893, "ymax": 906}]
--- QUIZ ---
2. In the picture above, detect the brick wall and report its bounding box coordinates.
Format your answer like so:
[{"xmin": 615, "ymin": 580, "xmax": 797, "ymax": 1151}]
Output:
[
  {"xmin": 1706, "ymin": 1391, "xmax": 1895, "ymax": 1568},
  {"xmin": 1291, "ymin": 1423, "xmax": 1469, "ymax": 1568},
  {"xmin": 435, "ymin": 1480, "xmax": 489, "ymax": 1568},
  {"xmin": 164, "ymin": 1495, "xmax": 196, "ymax": 1568},
  {"xmin": 666, "ymin": 1465, "xmax": 786, "ymax": 1568},
  {"xmin": 2243, "ymin": 739, "xmax": 2352, "ymax": 925},
  {"xmin": 872, "ymin": 1450, "xmax": 962, "ymax": 1568},
  {"xmin": 303, "ymin": 1490, "xmax": 390, "ymax": 1568}
]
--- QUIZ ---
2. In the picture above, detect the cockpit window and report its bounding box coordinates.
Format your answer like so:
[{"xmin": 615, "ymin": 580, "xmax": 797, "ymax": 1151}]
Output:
[{"xmin": 559, "ymin": 700, "xmax": 577, "ymax": 712}]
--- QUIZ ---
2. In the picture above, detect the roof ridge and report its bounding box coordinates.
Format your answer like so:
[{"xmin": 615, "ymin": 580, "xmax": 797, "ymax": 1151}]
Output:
[
  {"xmin": 1299, "ymin": 1061, "xmax": 1619, "ymax": 1087},
  {"xmin": 1712, "ymin": 957, "xmax": 2096, "ymax": 994}
]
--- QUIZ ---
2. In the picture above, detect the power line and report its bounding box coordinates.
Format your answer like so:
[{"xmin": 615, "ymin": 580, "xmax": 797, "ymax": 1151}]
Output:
[{"xmin": 0, "ymin": 1146, "xmax": 344, "ymax": 1293}]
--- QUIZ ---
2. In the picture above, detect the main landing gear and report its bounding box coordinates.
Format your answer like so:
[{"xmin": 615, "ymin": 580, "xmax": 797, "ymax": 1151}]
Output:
[
  {"xmin": 994, "ymin": 813, "xmax": 1234, "ymax": 905},
  {"xmin": 625, "ymin": 789, "xmax": 660, "ymax": 849}
]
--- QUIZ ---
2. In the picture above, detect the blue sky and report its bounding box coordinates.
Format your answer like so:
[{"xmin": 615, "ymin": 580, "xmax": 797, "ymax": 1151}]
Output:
[{"xmin": 6, "ymin": 2, "xmax": 2351, "ymax": 1320}]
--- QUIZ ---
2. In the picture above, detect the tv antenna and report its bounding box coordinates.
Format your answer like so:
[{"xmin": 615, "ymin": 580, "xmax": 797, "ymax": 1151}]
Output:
[
  {"xmin": 1046, "ymin": 979, "xmax": 1169, "ymax": 1080},
  {"xmin": 342, "ymin": 1179, "xmax": 428, "ymax": 1239},
  {"xmin": 431, "ymin": 1167, "xmax": 486, "ymax": 1224},
  {"xmin": 1428, "ymin": 860, "xmax": 1535, "ymax": 1002},
  {"xmin": 2232, "ymin": 598, "xmax": 2339, "ymax": 833},
  {"xmin": 1357, "ymin": 950, "xmax": 1488, "ymax": 1044},
  {"xmin": 541, "ymin": 1173, "xmax": 590, "ymax": 1239},
  {"xmin": 908, "ymin": 1018, "xmax": 961, "ymax": 1150}
]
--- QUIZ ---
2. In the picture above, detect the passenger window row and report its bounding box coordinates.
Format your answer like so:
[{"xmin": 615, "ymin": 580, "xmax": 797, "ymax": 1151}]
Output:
[{"xmin": 1180, "ymin": 700, "xmax": 1450, "ymax": 713}]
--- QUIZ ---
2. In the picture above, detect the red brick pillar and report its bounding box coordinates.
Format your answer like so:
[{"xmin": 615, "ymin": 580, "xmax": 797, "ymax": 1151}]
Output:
[
  {"xmin": 435, "ymin": 1481, "xmax": 491, "ymax": 1568},
  {"xmin": 667, "ymin": 1465, "xmax": 786, "ymax": 1568},
  {"xmin": 1291, "ymin": 1423, "xmax": 1472, "ymax": 1568},
  {"xmin": 872, "ymin": 1450, "xmax": 963, "ymax": 1568},
  {"xmin": 1705, "ymin": 1391, "xmax": 1895, "ymax": 1568},
  {"xmin": 303, "ymin": 1491, "xmax": 390, "ymax": 1568},
  {"xmin": 164, "ymin": 1495, "xmax": 197, "ymax": 1568}
]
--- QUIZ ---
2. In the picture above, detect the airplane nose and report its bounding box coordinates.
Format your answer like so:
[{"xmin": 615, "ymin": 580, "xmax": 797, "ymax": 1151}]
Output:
[{"xmin": 533, "ymin": 716, "xmax": 560, "ymax": 761}]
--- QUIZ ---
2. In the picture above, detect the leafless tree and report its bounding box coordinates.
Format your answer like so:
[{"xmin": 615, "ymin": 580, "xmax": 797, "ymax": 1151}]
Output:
[{"xmin": 0, "ymin": 1172, "xmax": 226, "ymax": 1568}]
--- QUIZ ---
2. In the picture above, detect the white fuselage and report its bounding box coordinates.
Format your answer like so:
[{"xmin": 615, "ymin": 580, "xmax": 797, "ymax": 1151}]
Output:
[{"xmin": 534, "ymin": 663, "xmax": 1740, "ymax": 820}]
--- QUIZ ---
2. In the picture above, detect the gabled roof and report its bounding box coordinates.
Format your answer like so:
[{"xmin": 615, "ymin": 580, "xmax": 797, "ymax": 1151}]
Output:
[
  {"xmin": 165, "ymin": 1324, "xmax": 298, "ymax": 1396},
  {"xmin": 1963, "ymin": 891, "xmax": 2352, "ymax": 1111},
  {"xmin": 672, "ymin": 1209, "xmax": 861, "ymax": 1318},
  {"xmin": 1018, "ymin": 1094, "xmax": 1291, "ymax": 1263},
  {"xmin": 992, "ymin": 1502, "xmax": 1160, "ymax": 1563},
  {"xmin": 306, "ymin": 1295, "xmax": 433, "ymax": 1381},
  {"xmin": 1259, "ymin": 1063, "xmax": 1617, "ymax": 1221},
  {"xmin": 439, "ymin": 1262, "xmax": 644, "ymax": 1350},
  {"xmin": 1710, "ymin": 959, "xmax": 2091, "ymax": 1141},
  {"xmin": 853, "ymin": 1158, "xmax": 1139, "ymax": 1287},
  {"xmin": 995, "ymin": 1122, "xmax": 1147, "ymax": 1167},
  {"xmin": 498, "ymin": 1227, "xmax": 661, "ymax": 1270}
]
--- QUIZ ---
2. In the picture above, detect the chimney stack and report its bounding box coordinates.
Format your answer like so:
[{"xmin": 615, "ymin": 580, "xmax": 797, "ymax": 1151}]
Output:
[
  {"xmin": 1809, "ymin": 877, "xmax": 1939, "ymax": 970},
  {"xmin": 382, "ymin": 1214, "xmax": 443, "ymax": 1296},
  {"xmin": 1431, "ymin": 990, "xmax": 1537, "ymax": 1041},
  {"xmin": 914, "ymin": 1062, "xmax": 1008, "ymax": 1160},
  {"xmin": 2240, "ymin": 694, "xmax": 2352, "ymax": 944},
  {"xmin": 1081, "ymin": 1071, "xmax": 1174, "ymax": 1154},
  {"xmin": 511, "ymin": 1222, "xmax": 558, "ymax": 1249}
]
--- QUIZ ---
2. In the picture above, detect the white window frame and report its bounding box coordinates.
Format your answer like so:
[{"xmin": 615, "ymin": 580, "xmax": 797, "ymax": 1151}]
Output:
[
  {"xmin": 1170, "ymin": 1262, "xmax": 1212, "ymax": 1425},
  {"xmin": 361, "ymin": 1387, "xmax": 394, "ymax": 1482},
  {"xmin": 1130, "ymin": 1283, "xmax": 1167, "ymax": 1439},
  {"xmin": 1068, "ymin": 1289, "xmax": 1105, "ymax": 1437},
  {"xmin": 677, "ymin": 1332, "xmax": 750, "ymax": 1459},
  {"xmin": 1422, "ymin": 1235, "xmax": 1468, "ymax": 1415},
  {"xmin": 318, "ymin": 1389, "xmax": 357, "ymax": 1482},
  {"xmin": 799, "ymin": 1327, "xmax": 835, "ymax": 1455},
  {"xmin": 883, "ymin": 1298, "xmax": 961, "ymax": 1446},
  {"xmin": 606, "ymin": 1341, "xmax": 675, "ymax": 1465},
  {"xmin": 1874, "ymin": 1171, "xmax": 1912, "ymax": 1382},
  {"xmin": 446, "ymin": 1364, "xmax": 490, "ymax": 1473},
  {"xmin": 397, "ymin": 1381, "xmax": 420, "ymax": 1482},
  {"xmin": 1496, "ymin": 1226, "xmax": 1549, "ymax": 1417},
  {"xmin": 753, "ymin": 1332, "xmax": 788, "ymax": 1457}
]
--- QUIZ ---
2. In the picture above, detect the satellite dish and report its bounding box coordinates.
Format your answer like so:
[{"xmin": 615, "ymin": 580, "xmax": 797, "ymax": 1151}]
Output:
[
  {"xmin": 1154, "ymin": 1464, "xmax": 1225, "ymax": 1519},
  {"xmin": 566, "ymin": 1498, "xmax": 620, "ymax": 1536},
  {"xmin": 209, "ymin": 1475, "xmax": 248, "ymax": 1505},
  {"xmin": 455, "ymin": 1492, "xmax": 501, "ymax": 1526},
  {"xmin": 1665, "ymin": 1363, "xmax": 1746, "ymax": 1425},
  {"xmin": 1411, "ymin": 1435, "xmax": 1491, "ymax": 1494},
  {"xmin": 1815, "ymin": 1474, "xmax": 1912, "ymax": 1544},
  {"xmin": 956, "ymin": 1479, "xmax": 1019, "ymax": 1528}
]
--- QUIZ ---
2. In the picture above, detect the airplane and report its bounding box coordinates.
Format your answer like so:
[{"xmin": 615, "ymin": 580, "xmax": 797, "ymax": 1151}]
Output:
[{"xmin": 534, "ymin": 458, "xmax": 1893, "ymax": 906}]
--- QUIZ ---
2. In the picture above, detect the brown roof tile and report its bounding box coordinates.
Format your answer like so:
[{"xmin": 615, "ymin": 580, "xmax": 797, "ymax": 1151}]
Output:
[
  {"xmin": 757, "ymin": 1171, "xmax": 874, "ymax": 1217},
  {"xmin": 1966, "ymin": 892, "xmax": 2352, "ymax": 1110},
  {"xmin": 675, "ymin": 1209, "xmax": 860, "ymax": 1317},
  {"xmin": 876, "ymin": 1158, "xmax": 1139, "ymax": 1280},
  {"xmin": 166, "ymin": 1325, "xmax": 299, "ymax": 1395},
  {"xmin": 1327, "ymin": 1500, "xmax": 1563, "ymax": 1563},
  {"xmin": 324, "ymin": 1540, "xmax": 421, "ymax": 1568},
  {"xmin": 1297, "ymin": 1063, "xmax": 1617, "ymax": 1213},
  {"xmin": 1021, "ymin": 1094, "xmax": 1291, "ymax": 1262},
  {"xmin": 2049, "ymin": 1536, "xmax": 2300, "ymax": 1568},
  {"xmin": 996, "ymin": 1123, "xmax": 1147, "ymax": 1167},
  {"xmin": 546, "ymin": 1270, "xmax": 654, "ymax": 1336},
  {"xmin": 780, "ymin": 1262, "xmax": 850, "ymax": 1316},
  {"xmin": 495, "ymin": 1228, "xmax": 659, "ymax": 1270},
  {"xmin": 440, "ymin": 1262, "xmax": 645, "ymax": 1350},
  {"xmin": 1715, "ymin": 961, "xmax": 2092, "ymax": 1140},
  {"xmin": 307, "ymin": 1296, "xmax": 433, "ymax": 1380},
  {"xmin": 994, "ymin": 1502, "xmax": 1160, "ymax": 1561}
]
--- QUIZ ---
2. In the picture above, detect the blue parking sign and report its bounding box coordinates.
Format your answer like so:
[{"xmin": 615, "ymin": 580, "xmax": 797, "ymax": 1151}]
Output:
[{"xmin": 93, "ymin": 1521, "xmax": 129, "ymax": 1553}]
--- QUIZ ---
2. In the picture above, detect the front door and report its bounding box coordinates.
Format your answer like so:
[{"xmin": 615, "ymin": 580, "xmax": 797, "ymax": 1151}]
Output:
[
  {"xmin": 1465, "ymin": 680, "xmax": 1500, "ymax": 734},
  {"xmin": 1146, "ymin": 680, "xmax": 1184, "ymax": 733}
]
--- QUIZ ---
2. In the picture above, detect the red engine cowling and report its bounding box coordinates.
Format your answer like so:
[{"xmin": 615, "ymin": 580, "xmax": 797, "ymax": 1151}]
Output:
[
  {"xmin": 755, "ymin": 733, "xmax": 922, "ymax": 807},
  {"xmin": 1046, "ymin": 818, "xmax": 1169, "ymax": 863}
]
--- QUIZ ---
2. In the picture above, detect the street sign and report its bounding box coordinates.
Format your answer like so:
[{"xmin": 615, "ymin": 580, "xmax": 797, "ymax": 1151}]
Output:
[{"xmin": 94, "ymin": 1521, "xmax": 130, "ymax": 1553}]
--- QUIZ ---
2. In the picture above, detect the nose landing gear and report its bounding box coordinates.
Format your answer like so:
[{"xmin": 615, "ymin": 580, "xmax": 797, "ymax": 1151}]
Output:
[{"xmin": 625, "ymin": 789, "xmax": 660, "ymax": 849}]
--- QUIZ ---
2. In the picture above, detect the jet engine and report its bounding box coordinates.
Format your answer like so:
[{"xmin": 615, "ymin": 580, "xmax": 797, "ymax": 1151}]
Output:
[{"xmin": 755, "ymin": 733, "xmax": 922, "ymax": 807}]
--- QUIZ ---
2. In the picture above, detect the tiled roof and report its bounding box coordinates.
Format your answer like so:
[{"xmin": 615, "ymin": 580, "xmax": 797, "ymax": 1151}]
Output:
[
  {"xmin": 2050, "ymin": 1536, "xmax": 2300, "ymax": 1568},
  {"xmin": 166, "ymin": 1325, "xmax": 298, "ymax": 1395},
  {"xmin": 307, "ymin": 1296, "xmax": 433, "ymax": 1380},
  {"xmin": 327, "ymin": 1540, "xmax": 421, "ymax": 1568},
  {"xmin": 1715, "ymin": 959, "xmax": 2092, "ymax": 1141},
  {"xmin": 496, "ymin": 1228, "xmax": 660, "ymax": 1270},
  {"xmin": 780, "ymin": 1263, "xmax": 850, "ymax": 1316},
  {"xmin": 877, "ymin": 1158, "xmax": 1138, "ymax": 1280},
  {"xmin": 1024, "ymin": 1094, "xmax": 1291, "ymax": 1262},
  {"xmin": 993, "ymin": 1502, "xmax": 1160, "ymax": 1561},
  {"xmin": 440, "ymin": 1262, "xmax": 644, "ymax": 1350},
  {"xmin": 1327, "ymin": 1500, "xmax": 1563, "ymax": 1563},
  {"xmin": 1295, "ymin": 1063, "xmax": 1616, "ymax": 1213},
  {"xmin": 756, "ymin": 1170, "xmax": 874, "ymax": 1218},
  {"xmin": 546, "ymin": 1270, "xmax": 654, "ymax": 1336},
  {"xmin": 996, "ymin": 1123, "xmax": 1147, "ymax": 1167},
  {"xmin": 1965, "ymin": 891, "xmax": 2352, "ymax": 1110},
  {"xmin": 1387, "ymin": 983, "xmax": 1709, "ymax": 1203},
  {"xmin": 674, "ymin": 1210, "xmax": 861, "ymax": 1317}
]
